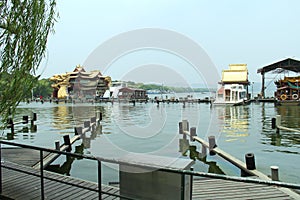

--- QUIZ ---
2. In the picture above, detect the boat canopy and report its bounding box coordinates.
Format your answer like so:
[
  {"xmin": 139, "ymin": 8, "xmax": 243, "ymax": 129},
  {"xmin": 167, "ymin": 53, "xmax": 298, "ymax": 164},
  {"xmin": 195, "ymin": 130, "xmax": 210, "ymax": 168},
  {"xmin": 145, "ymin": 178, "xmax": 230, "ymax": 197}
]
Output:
[{"xmin": 221, "ymin": 64, "xmax": 249, "ymax": 84}]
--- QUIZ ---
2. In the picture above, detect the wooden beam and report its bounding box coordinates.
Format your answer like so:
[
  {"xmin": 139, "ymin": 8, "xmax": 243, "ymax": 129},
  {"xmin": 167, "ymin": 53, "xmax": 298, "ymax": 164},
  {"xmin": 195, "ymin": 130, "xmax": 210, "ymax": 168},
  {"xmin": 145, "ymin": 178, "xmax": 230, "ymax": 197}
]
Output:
[
  {"xmin": 32, "ymin": 135, "xmax": 81, "ymax": 169},
  {"xmin": 183, "ymin": 131, "xmax": 270, "ymax": 180}
]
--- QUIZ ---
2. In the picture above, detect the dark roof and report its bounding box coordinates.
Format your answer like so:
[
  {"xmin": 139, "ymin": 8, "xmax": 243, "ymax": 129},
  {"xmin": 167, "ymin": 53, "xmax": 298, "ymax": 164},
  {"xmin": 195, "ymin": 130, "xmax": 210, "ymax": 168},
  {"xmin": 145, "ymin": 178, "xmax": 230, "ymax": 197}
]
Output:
[{"xmin": 257, "ymin": 58, "xmax": 300, "ymax": 74}]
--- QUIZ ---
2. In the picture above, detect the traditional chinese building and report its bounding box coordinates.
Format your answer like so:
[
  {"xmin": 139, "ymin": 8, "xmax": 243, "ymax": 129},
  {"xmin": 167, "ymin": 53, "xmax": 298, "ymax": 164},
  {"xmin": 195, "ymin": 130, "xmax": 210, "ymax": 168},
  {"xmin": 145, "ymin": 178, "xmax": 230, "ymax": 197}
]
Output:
[{"xmin": 49, "ymin": 65, "xmax": 111, "ymax": 100}]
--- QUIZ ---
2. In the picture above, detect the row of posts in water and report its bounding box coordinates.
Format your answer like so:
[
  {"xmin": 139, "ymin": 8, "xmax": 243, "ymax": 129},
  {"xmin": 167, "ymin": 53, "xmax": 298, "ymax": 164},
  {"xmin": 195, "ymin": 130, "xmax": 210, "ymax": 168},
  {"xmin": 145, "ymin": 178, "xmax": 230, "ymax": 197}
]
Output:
[
  {"xmin": 54, "ymin": 111, "xmax": 103, "ymax": 153},
  {"xmin": 5, "ymin": 112, "xmax": 282, "ymax": 181},
  {"xmin": 6, "ymin": 112, "xmax": 37, "ymax": 135},
  {"xmin": 28, "ymin": 97, "xmax": 211, "ymax": 106},
  {"xmin": 272, "ymin": 115, "xmax": 300, "ymax": 134},
  {"xmin": 179, "ymin": 119, "xmax": 280, "ymax": 181}
]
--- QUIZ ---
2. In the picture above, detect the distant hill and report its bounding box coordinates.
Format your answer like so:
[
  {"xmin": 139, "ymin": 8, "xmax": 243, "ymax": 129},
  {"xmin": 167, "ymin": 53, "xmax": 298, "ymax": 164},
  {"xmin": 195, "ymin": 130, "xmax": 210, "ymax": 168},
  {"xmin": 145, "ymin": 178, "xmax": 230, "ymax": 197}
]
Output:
[{"xmin": 121, "ymin": 81, "xmax": 212, "ymax": 93}]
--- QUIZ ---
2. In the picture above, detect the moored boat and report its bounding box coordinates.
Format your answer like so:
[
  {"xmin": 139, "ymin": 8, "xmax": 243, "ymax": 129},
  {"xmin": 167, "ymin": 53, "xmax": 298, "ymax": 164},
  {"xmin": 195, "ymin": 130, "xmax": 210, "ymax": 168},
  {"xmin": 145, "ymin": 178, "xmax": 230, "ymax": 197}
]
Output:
[
  {"xmin": 275, "ymin": 76, "xmax": 300, "ymax": 106},
  {"xmin": 213, "ymin": 84, "xmax": 248, "ymax": 106},
  {"xmin": 212, "ymin": 64, "xmax": 250, "ymax": 106}
]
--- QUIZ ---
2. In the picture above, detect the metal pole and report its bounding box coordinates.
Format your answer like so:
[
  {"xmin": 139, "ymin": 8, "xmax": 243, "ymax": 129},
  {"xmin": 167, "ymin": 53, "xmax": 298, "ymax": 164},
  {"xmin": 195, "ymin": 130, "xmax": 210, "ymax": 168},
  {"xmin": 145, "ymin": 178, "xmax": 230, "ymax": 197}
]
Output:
[
  {"xmin": 297, "ymin": 80, "xmax": 299, "ymax": 100},
  {"xmin": 252, "ymin": 82, "xmax": 254, "ymax": 99},
  {"xmin": 261, "ymin": 72, "xmax": 265, "ymax": 98},
  {"xmin": 98, "ymin": 160, "xmax": 102, "ymax": 200},
  {"xmin": 190, "ymin": 167, "xmax": 193, "ymax": 200},
  {"xmin": 181, "ymin": 173, "xmax": 185, "ymax": 200},
  {"xmin": 40, "ymin": 150, "xmax": 44, "ymax": 200}
]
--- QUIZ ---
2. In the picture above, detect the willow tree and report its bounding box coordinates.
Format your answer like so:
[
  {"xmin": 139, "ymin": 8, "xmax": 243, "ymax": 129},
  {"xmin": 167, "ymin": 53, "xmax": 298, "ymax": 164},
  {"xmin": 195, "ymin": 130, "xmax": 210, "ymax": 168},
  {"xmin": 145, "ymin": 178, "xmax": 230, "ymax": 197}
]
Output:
[{"xmin": 0, "ymin": 0, "xmax": 57, "ymax": 123}]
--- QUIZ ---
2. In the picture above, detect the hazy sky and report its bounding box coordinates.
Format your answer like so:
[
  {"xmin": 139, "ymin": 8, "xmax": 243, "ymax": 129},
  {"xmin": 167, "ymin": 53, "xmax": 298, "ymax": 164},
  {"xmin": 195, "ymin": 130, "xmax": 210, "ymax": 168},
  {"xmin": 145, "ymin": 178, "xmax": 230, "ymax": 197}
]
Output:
[{"xmin": 40, "ymin": 0, "xmax": 300, "ymax": 88}]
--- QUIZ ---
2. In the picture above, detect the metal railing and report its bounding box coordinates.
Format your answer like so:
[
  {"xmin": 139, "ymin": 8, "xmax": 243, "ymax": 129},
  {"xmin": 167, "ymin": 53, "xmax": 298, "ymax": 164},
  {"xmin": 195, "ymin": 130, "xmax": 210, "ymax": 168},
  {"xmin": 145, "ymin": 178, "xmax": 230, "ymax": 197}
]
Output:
[
  {"xmin": 1, "ymin": 140, "xmax": 300, "ymax": 200},
  {"xmin": 0, "ymin": 140, "xmax": 134, "ymax": 200}
]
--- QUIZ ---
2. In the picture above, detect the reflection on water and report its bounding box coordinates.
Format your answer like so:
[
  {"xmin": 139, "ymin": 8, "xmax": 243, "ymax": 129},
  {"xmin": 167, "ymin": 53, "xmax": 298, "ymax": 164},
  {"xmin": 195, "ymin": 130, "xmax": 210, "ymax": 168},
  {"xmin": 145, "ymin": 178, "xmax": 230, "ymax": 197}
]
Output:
[
  {"xmin": 46, "ymin": 144, "xmax": 84, "ymax": 176},
  {"xmin": 179, "ymin": 139, "xmax": 225, "ymax": 174},
  {"xmin": 111, "ymin": 104, "xmax": 166, "ymax": 138},
  {"xmin": 52, "ymin": 105, "xmax": 73, "ymax": 130},
  {"xmin": 260, "ymin": 104, "xmax": 300, "ymax": 148},
  {"xmin": 4, "ymin": 99, "xmax": 300, "ymax": 184},
  {"xmin": 276, "ymin": 105, "xmax": 300, "ymax": 128},
  {"xmin": 216, "ymin": 106, "xmax": 250, "ymax": 142}
]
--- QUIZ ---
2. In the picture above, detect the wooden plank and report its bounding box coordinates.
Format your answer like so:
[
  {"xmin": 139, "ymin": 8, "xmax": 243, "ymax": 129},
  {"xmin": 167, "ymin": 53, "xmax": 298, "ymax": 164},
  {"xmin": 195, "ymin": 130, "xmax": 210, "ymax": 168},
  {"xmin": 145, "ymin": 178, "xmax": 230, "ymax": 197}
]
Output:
[
  {"xmin": 11, "ymin": 178, "xmax": 42, "ymax": 199},
  {"xmin": 84, "ymin": 192, "xmax": 100, "ymax": 200},
  {"xmin": 193, "ymin": 192, "xmax": 291, "ymax": 200},
  {"xmin": 193, "ymin": 182, "xmax": 257, "ymax": 188},
  {"xmin": 43, "ymin": 181, "xmax": 74, "ymax": 198},
  {"xmin": 73, "ymin": 189, "xmax": 99, "ymax": 200},
  {"xmin": 58, "ymin": 187, "xmax": 95, "ymax": 200},
  {"xmin": 193, "ymin": 187, "xmax": 287, "ymax": 196},
  {"xmin": 1, "ymin": 148, "xmax": 41, "ymax": 166},
  {"xmin": 2, "ymin": 173, "xmax": 42, "ymax": 199},
  {"xmin": 83, "ymin": 186, "xmax": 120, "ymax": 200},
  {"xmin": 192, "ymin": 189, "xmax": 290, "ymax": 198},
  {"xmin": 192, "ymin": 178, "xmax": 293, "ymax": 200},
  {"xmin": 277, "ymin": 125, "xmax": 300, "ymax": 133}
]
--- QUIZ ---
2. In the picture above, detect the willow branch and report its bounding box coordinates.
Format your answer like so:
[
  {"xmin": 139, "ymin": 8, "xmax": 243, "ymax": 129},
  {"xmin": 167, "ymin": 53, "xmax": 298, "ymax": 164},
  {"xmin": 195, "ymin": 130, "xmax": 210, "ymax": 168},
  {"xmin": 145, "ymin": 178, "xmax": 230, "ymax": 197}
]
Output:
[{"xmin": 0, "ymin": 23, "xmax": 17, "ymax": 34}]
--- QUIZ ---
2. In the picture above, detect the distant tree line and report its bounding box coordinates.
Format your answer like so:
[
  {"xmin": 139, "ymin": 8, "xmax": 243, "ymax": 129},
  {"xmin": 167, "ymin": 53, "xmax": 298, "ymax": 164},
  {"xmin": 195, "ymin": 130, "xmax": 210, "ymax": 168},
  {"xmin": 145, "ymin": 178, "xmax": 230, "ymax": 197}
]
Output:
[
  {"xmin": 125, "ymin": 81, "xmax": 210, "ymax": 93},
  {"xmin": 0, "ymin": 72, "xmax": 53, "ymax": 100},
  {"xmin": 31, "ymin": 78, "xmax": 53, "ymax": 99}
]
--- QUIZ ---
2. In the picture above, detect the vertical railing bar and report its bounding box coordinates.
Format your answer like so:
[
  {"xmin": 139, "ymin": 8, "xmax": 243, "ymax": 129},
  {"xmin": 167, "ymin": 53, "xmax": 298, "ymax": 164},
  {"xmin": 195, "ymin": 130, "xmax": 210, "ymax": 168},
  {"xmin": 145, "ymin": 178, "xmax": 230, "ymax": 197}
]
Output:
[
  {"xmin": 98, "ymin": 160, "xmax": 102, "ymax": 200},
  {"xmin": 181, "ymin": 173, "xmax": 185, "ymax": 200},
  {"xmin": 190, "ymin": 167, "xmax": 193, "ymax": 200},
  {"xmin": 0, "ymin": 142, "xmax": 2, "ymax": 194},
  {"xmin": 40, "ymin": 150, "xmax": 44, "ymax": 200}
]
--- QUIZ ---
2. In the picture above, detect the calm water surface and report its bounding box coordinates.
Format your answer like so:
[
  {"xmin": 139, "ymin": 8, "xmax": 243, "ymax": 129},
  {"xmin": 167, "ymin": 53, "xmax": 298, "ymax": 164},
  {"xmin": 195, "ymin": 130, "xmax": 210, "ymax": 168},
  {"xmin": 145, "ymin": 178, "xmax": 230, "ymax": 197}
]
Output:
[{"xmin": 2, "ymin": 93, "xmax": 300, "ymax": 184}]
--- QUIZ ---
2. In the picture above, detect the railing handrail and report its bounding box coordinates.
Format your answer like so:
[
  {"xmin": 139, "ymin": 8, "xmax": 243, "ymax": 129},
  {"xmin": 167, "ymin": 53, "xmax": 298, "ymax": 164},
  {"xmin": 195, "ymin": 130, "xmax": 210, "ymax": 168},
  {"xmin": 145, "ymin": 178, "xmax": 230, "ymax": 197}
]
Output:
[
  {"xmin": 1, "ymin": 140, "xmax": 300, "ymax": 191},
  {"xmin": 0, "ymin": 140, "xmax": 135, "ymax": 200},
  {"xmin": 0, "ymin": 140, "xmax": 97, "ymax": 160}
]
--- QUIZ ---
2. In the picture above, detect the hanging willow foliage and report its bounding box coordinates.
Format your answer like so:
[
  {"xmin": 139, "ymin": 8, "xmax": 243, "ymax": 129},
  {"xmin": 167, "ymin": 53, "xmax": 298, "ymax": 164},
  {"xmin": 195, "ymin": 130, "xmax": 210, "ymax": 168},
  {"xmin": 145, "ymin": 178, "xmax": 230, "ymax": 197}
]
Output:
[{"xmin": 0, "ymin": 0, "xmax": 57, "ymax": 123}]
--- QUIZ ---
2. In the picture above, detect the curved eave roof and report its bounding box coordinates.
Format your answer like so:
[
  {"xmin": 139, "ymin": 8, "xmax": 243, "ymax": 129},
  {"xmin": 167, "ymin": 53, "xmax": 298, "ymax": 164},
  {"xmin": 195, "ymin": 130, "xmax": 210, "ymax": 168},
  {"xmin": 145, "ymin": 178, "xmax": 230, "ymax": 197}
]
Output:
[{"xmin": 257, "ymin": 58, "xmax": 300, "ymax": 74}]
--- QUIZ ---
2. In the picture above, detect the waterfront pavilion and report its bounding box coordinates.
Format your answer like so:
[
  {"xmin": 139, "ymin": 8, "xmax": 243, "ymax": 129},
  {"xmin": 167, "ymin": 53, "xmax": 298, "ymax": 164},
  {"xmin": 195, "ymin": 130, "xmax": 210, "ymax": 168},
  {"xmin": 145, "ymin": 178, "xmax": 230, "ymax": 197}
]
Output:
[{"xmin": 257, "ymin": 58, "xmax": 300, "ymax": 98}]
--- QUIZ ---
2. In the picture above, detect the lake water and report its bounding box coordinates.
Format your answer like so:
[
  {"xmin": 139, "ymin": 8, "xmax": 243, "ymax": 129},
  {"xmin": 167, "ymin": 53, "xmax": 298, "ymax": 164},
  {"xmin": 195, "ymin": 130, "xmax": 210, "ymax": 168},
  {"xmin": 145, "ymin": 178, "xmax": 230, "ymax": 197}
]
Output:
[{"xmin": 2, "ymin": 92, "xmax": 300, "ymax": 185}]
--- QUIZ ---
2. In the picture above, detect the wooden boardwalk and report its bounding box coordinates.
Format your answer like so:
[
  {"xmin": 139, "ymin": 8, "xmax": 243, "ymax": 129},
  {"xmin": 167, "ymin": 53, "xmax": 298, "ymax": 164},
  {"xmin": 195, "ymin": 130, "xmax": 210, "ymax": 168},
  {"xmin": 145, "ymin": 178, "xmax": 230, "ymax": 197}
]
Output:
[
  {"xmin": 1, "ymin": 161, "xmax": 300, "ymax": 199},
  {"xmin": 1, "ymin": 147, "xmax": 300, "ymax": 199},
  {"xmin": 1, "ymin": 148, "xmax": 43, "ymax": 167},
  {"xmin": 192, "ymin": 177, "xmax": 298, "ymax": 200},
  {"xmin": 1, "ymin": 161, "xmax": 120, "ymax": 200}
]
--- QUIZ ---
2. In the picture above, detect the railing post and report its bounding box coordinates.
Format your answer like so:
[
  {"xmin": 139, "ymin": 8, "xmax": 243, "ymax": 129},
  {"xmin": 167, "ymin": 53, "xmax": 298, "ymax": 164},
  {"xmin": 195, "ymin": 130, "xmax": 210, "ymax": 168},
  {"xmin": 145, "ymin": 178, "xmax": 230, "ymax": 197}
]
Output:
[
  {"xmin": 190, "ymin": 167, "xmax": 193, "ymax": 200},
  {"xmin": 40, "ymin": 150, "xmax": 44, "ymax": 200},
  {"xmin": 98, "ymin": 160, "xmax": 102, "ymax": 200},
  {"xmin": 181, "ymin": 173, "xmax": 185, "ymax": 200}
]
